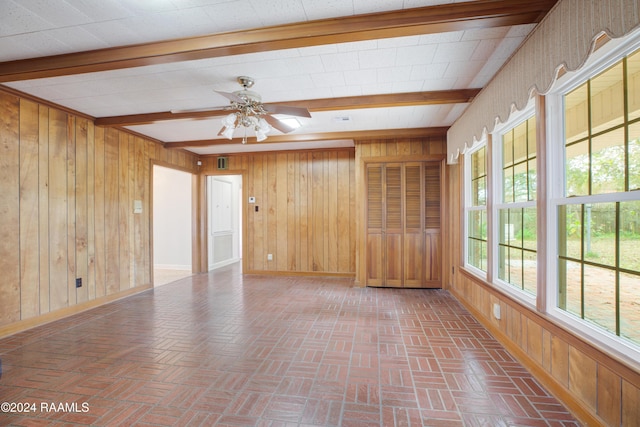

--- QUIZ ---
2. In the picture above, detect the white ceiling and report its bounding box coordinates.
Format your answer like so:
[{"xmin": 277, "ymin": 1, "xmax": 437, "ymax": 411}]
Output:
[{"xmin": 0, "ymin": 0, "xmax": 545, "ymax": 155}]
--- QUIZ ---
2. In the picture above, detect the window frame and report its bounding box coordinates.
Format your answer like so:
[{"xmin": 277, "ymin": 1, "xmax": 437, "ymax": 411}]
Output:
[
  {"xmin": 464, "ymin": 140, "xmax": 488, "ymax": 278},
  {"xmin": 546, "ymin": 32, "xmax": 640, "ymax": 358},
  {"xmin": 491, "ymin": 103, "xmax": 538, "ymax": 306}
]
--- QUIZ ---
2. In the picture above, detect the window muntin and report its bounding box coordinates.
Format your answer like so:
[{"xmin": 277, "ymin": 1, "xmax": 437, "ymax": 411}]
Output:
[
  {"xmin": 466, "ymin": 145, "xmax": 487, "ymax": 272},
  {"xmin": 557, "ymin": 47, "xmax": 640, "ymax": 349}
]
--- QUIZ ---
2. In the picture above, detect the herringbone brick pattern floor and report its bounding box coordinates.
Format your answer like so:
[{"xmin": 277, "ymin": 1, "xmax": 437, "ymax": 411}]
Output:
[{"xmin": 0, "ymin": 264, "xmax": 579, "ymax": 426}]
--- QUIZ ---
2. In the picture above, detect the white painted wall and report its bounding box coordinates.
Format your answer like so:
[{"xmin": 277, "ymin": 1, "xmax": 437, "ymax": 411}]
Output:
[
  {"xmin": 153, "ymin": 165, "xmax": 192, "ymax": 270},
  {"xmin": 208, "ymin": 175, "xmax": 242, "ymax": 270}
]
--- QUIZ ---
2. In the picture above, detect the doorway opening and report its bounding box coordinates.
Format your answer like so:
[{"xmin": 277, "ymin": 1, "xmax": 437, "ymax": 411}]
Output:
[
  {"xmin": 207, "ymin": 175, "xmax": 243, "ymax": 271},
  {"xmin": 153, "ymin": 165, "xmax": 192, "ymax": 286}
]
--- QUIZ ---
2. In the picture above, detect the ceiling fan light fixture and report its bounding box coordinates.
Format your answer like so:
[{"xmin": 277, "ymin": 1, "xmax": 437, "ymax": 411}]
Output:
[
  {"xmin": 221, "ymin": 124, "xmax": 235, "ymax": 140},
  {"xmin": 215, "ymin": 76, "xmax": 310, "ymax": 143}
]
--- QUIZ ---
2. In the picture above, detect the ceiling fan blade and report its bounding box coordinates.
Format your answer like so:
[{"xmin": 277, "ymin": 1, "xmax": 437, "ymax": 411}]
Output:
[
  {"xmin": 215, "ymin": 90, "xmax": 245, "ymax": 103},
  {"xmin": 263, "ymin": 114, "xmax": 296, "ymax": 133},
  {"xmin": 264, "ymin": 104, "xmax": 311, "ymax": 118}
]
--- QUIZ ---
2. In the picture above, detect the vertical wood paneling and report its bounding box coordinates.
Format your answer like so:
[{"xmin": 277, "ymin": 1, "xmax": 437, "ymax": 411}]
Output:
[
  {"xmin": 338, "ymin": 151, "xmax": 351, "ymax": 273},
  {"xmin": 118, "ymin": 133, "xmax": 130, "ymax": 290},
  {"xmin": 19, "ymin": 100, "xmax": 40, "ymax": 319},
  {"xmin": 38, "ymin": 106, "xmax": 50, "ymax": 314},
  {"xmin": 49, "ymin": 109, "xmax": 68, "ymax": 312},
  {"xmin": 276, "ymin": 153, "xmax": 287, "ymax": 271},
  {"xmin": 66, "ymin": 115, "xmax": 76, "ymax": 306},
  {"xmin": 104, "ymin": 129, "xmax": 120, "ymax": 295},
  {"xmin": 622, "ymin": 379, "xmax": 640, "ymax": 426},
  {"xmin": 0, "ymin": 90, "xmax": 198, "ymax": 331},
  {"xmin": 328, "ymin": 152, "xmax": 338, "ymax": 272},
  {"xmin": 134, "ymin": 137, "xmax": 145, "ymax": 287},
  {"xmin": 267, "ymin": 154, "xmax": 277, "ymax": 270},
  {"xmin": 0, "ymin": 92, "xmax": 21, "ymax": 325},
  {"xmin": 299, "ymin": 153, "xmax": 309, "ymax": 271},
  {"xmin": 86, "ymin": 121, "xmax": 95, "ymax": 301},
  {"xmin": 75, "ymin": 118, "xmax": 88, "ymax": 304},
  {"xmin": 349, "ymin": 152, "xmax": 356, "ymax": 273},
  {"xmin": 597, "ymin": 364, "xmax": 621, "ymax": 426},
  {"xmin": 94, "ymin": 127, "xmax": 106, "ymax": 298},
  {"xmin": 312, "ymin": 152, "xmax": 324, "ymax": 271},
  {"xmin": 287, "ymin": 153, "xmax": 297, "ymax": 271},
  {"xmin": 202, "ymin": 150, "xmax": 355, "ymax": 275},
  {"xmin": 568, "ymin": 346, "xmax": 597, "ymax": 410}
]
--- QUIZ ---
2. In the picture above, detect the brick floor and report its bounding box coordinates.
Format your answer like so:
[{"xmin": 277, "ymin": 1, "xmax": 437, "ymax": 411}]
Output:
[{"xmin": 0, "ymin": 263, "xmax": 580, "ymax": 426}]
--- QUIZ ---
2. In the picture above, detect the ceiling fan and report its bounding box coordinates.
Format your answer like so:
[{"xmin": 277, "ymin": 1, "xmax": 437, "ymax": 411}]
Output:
[{"xmin": 214, "ymin": 76, "xmax": 311, "ymax": 143}]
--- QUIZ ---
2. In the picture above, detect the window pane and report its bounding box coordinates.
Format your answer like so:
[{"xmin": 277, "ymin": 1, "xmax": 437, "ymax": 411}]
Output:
[
  {"xmin": 620, "ymin": 272, "xmax": 640, "ymax": 345},
  {"xmin": 559, "ymin": 204, "xmax": 582, "ymax": 260},
  {"xmin": 472, "ymin": 176, "xmax": 486, "ymax": 206},
  {"xmin": 503, "ymin": 131, "xmax": 513, "ymax": 167},
  {"xmin": 620, "ymin": 200, "xmax": 640, "ymax": 272},
  {"xmin": 584, "ymin": 203, "xmax": 616, "ymax": 267},
  {"xmin": 527, "ymin": 116, "xmax": 537, "ymax": 157},
  {"xmin": 472, "ymin": 146, "xmax": 486, "ymax": 178},
  {"xmin": 566, "ymin": 141, "xmax": 590, "ymax": 196},
  {"xmin": 591, "ymin": 62, "xmax": 624, "ymax": 134},
  {"xmin": 498, "ymin": 208, "xmax": 537, "ymax": 295},
  {"xmin": 560, "ymin": 259, "xmax": 582, "ymax": 317},
  {"xmin": 503, "ymin": 166, "xmax": 514, "ymax": 203},
  {"xmin": 468, "ymin": 209, "xmax": 487, "ymax": 271},
  {"xmin": 499, "ymin": 209, "xmax": 510, "ymax": 244},
  {"xmin": 591, "ymin": 128, "xmax": 625, "ymax": 194},
  {"xmin": 628, "ymin": 50, "xmax": 640, "ymax": 121},
  {"xmin": 522, "ymin": 207, "xmax": 537, "ymax": 251},
  {"xmin": 513, "ymin": 162, "xmax": 529, "ymax": 202},
  {"xmin": 523, "ymin": 250, "xmax": 537, "ymax": 295},
  {"xmin": 565, "ymin": 83, "xmax": 589, "ymax": 144},
  {"xmin": 513, "ymin": 121, "xmax": 528, "ymax": 164},
  {"xmin": 584, "ymin": 264, "xmax": 617, "ymax": 335},
  {"xmin": 629, "ymin": 122, "xmax": 640, "ymax": 191},
  {"xmin": 528, "ymin": 159, "xmax": 537, "ymax": 201},
  {"xmin": 498, "ymin": 245, "xmax": 507, "ymax": 280}
]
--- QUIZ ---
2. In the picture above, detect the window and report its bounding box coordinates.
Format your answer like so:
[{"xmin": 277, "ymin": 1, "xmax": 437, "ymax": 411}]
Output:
[
  {"xmin": 551, "ymin": 42, "xmax": 640, "ymax": 351},
  {"xmin": 495, "ymin": 115, "xmax": 537, "ymax": 297},
  {"xmin": 465, "ymin": 144, "xmax": 487, "ymax": 273},
  {"xmin": 460, "ymin": 29, "xmax": 640, "ymax": 358}
]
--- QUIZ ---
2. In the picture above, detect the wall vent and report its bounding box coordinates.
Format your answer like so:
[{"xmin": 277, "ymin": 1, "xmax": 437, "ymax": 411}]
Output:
[{"xmin": 217, "ymin": 156, "xmax": 228, "ymax": 170}]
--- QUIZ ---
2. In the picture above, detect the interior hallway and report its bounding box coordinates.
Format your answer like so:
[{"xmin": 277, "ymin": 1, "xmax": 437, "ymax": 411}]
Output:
[{"xmin": 0, "ymin": 263, "xmax": 578, "ymax": 426}]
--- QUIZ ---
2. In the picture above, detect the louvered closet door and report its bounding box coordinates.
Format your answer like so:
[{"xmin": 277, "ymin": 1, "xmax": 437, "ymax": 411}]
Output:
[
  {"xmin": 403, "ymin": 163, "xmax": 424, "ymax": 287},
  {"xmin": 423, "ymin": 162, "xmax": 442, "ymax": 287},
  {"xmin": 366, "ymin": 164, "xmax": 384, "ymax": 286},
  {"xmin": 384, "ymin": 164, "xmax": 403, "ymax": 287},
  {"xmin": 365, "ymin": 161, "xmax": 442, "ymax": 288}
]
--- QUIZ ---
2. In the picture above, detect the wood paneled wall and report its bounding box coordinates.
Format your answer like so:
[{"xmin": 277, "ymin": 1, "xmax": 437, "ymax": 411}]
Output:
[
  {"xmin": 200, "ymin": 150, "xmax": 356, "ymax": 275},
  {"xmin": 444, "ymin": 161, "xmax": 640, "ymax": 427},
  {"xmin": 0, "ymin": 90, "xmax": 198, "ymax": 334}
]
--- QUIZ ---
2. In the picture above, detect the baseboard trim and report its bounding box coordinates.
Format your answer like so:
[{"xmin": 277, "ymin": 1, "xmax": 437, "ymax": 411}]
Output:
[
  {"xmin": 0, "ymin": 284, "xmax": 153, "ymax": 340},
  {"xmin": 244, "ymin": 270, "xmax": 355, "ymax": 278}
]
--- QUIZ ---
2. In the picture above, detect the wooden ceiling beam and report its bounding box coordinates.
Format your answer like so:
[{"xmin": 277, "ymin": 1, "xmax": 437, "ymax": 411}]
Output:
[
  {"xmin": 0, "ymin": 0, "xmax": 556, "ymax": 82},
  {"xmin": 94, "ymin": 89, "xmax": 480, "ymax": 127},
  {"xmin": 163, "ymin": 127, "xmax": 449, "ymax": 149}
]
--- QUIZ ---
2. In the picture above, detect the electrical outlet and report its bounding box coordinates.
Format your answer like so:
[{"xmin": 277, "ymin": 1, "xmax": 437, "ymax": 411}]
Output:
[
  {"xmin": 493, "ymin": 303, "xmax": 501, "ymax": 320},
  {"xmin": 267, "ymin": 254, "xmax": 273, "ymax": 261},
  {"xmin": 76, "ymin": 278, "xmax": 82, "ymax": 288}
]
